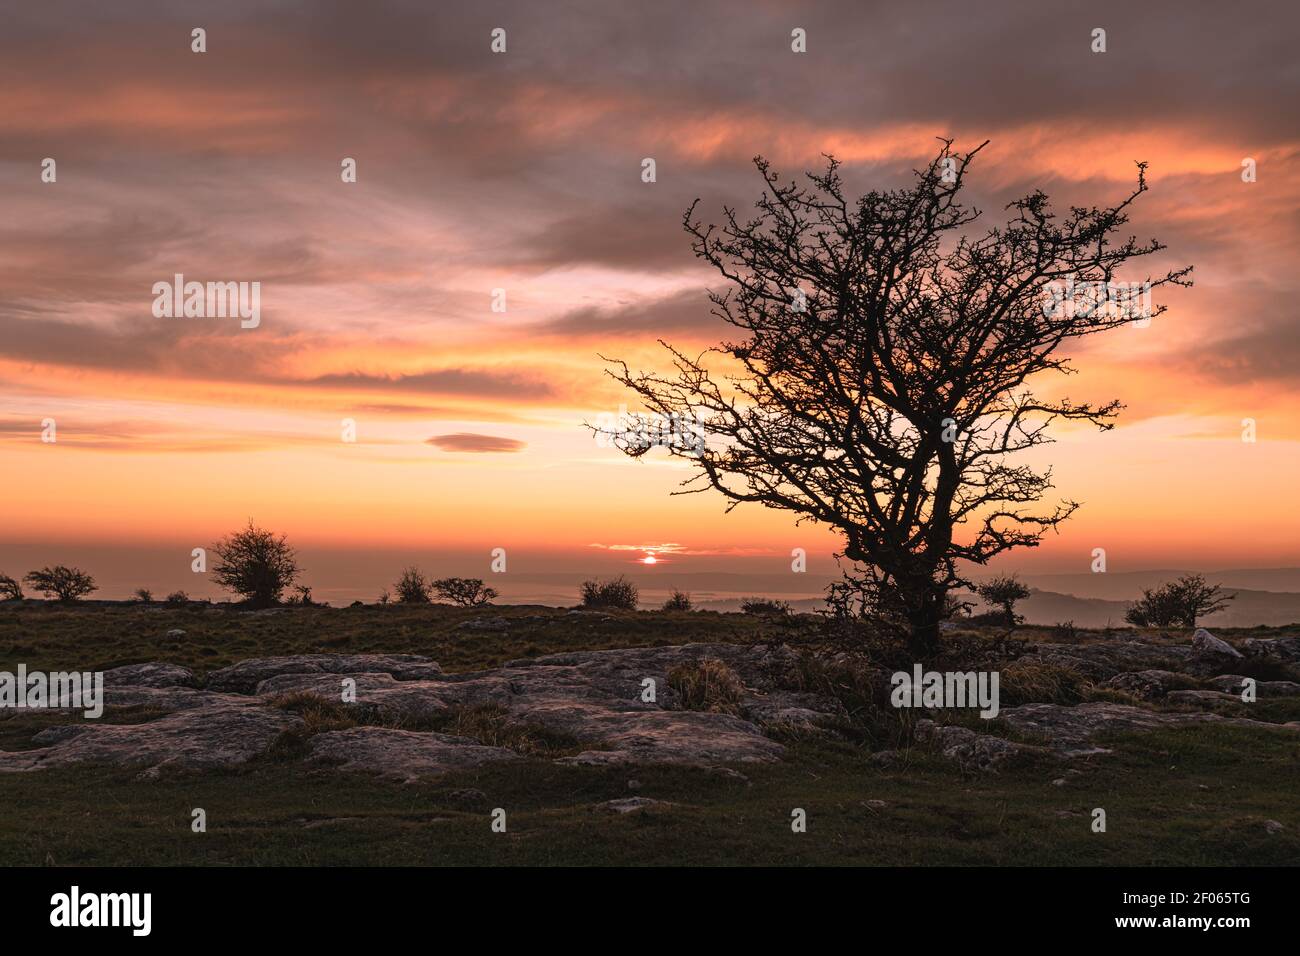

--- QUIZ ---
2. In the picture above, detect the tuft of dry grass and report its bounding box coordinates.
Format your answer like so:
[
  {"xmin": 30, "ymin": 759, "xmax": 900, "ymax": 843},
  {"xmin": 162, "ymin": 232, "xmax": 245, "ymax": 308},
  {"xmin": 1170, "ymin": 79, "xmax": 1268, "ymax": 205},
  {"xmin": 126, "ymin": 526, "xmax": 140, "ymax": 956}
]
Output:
[
  {"xmin": 996, "ymin": 660, "xmax": 1088, "ymax": 707},
  {"xmin": 667, "ymin": 658, "xmax": 745, "ymax": 714},
  {"xmin": 423, "ymin": 704, "xmax": 585, "ymax": 757}
]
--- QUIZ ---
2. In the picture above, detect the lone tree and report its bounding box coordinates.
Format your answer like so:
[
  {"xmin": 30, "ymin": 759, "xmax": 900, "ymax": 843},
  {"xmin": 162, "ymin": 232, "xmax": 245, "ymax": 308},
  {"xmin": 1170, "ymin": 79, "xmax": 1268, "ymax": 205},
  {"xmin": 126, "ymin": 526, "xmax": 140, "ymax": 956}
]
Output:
[
  {"xmin": 431, "ymin": 577, "xmax": 498, "ymax": 607},
  {"xmin": 211, "ymin": 521, "xmax": 301, "ymax": 607},
  {"xmin": 24, "ymin": 566, "xmax": 96, "ymax": 602},
  {"xmin": 602, "ymin": 140, "xmax": 1190, "ymax": 656},
  {"xmin": 975, "ymin": 575, "xmax": 1032, "ymax": 626},
  {"xmin": 1125, "ymin": 574, "xmax": 1232, "ymax": 628}
]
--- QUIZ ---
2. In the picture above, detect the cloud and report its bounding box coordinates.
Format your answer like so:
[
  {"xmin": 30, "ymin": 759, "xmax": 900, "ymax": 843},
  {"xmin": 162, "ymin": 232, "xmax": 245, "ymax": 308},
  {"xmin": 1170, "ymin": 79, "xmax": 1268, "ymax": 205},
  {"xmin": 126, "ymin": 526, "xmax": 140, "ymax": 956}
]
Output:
[
  {"xmin": 426, "ymin": 433, "xmax": 526, "ymax": 453},
  {"xmin": 305, "ymin": 369, "xmax": 555, "ymax": 399}
]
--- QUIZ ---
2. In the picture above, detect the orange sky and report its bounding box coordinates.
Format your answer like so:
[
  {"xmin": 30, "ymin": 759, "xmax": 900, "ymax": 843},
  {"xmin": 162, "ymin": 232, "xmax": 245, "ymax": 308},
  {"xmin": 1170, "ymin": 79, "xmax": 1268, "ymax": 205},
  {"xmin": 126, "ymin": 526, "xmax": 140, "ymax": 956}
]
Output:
[{"xmin": 2, "ymin": 1, "xmax": 1298, "ymax": 589}]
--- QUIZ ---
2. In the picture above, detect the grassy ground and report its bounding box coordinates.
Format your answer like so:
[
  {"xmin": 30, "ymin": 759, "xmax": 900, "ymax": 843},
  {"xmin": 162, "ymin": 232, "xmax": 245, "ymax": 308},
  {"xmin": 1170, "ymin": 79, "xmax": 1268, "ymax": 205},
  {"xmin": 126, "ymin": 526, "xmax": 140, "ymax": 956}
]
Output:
[{"xmin": 1, "ymin": 604, "xmax": 1297, "ymax": 866}]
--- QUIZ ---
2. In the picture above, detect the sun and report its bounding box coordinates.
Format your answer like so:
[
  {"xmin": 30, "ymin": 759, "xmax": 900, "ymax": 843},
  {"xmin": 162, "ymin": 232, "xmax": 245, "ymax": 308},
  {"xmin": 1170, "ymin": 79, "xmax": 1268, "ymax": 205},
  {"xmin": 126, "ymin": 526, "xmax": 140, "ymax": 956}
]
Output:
[{"xmin": 641, "ymin": 554, "xmax": 658, "ymax": 565}]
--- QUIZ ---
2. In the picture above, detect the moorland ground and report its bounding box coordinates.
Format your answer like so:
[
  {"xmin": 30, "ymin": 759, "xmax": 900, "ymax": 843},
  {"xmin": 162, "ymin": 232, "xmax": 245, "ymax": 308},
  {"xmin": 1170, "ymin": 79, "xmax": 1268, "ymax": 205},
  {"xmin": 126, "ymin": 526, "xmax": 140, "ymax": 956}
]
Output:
[{"xmin": 1, "ymin": 603, "xmax": 1297, "ymax": 866}]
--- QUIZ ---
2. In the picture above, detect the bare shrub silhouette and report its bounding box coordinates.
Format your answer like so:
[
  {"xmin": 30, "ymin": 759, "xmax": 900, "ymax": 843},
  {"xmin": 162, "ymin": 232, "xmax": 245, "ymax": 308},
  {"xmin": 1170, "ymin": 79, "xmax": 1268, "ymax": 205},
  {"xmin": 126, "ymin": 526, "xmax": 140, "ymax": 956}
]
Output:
[
  {"xmin": 0, "ymin": 573, "xmax": 23, "ymax": 601},
  {"xmin": 739, "ymin": 597, "xmax": 791, "ymax": 616},
  {"xmin": 432, "ymin": 577, "xmax": 498, "ymax": 607},
  {"xmin": 394, "ymin": 567, "xmax": 432, "ymax": 604},
  {"xmin": 24, "ymin": 565, "xmax": 97, "ymax": 602},
  {"xmin": 211, "ymin": 521, "xmax": 301, "ymax": 607},
  {"xmin": 580, "ymin": 576, "xmax": 638, "ymax": 610},
  {"xmin": 602, "ymin": 139, "xmax": 1190, "ymax": 656}
]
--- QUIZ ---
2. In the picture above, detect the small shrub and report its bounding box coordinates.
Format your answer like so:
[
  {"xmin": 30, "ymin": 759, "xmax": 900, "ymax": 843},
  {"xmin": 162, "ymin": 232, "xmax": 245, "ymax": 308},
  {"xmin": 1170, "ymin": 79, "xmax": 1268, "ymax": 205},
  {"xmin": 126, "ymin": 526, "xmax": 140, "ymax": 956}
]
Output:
[
  {"xmin": 24, "ymin": 566, "xmax": 97, "ymax": 602},
  {"xmin": 1124, "ymin": 574, "xmax": 1233, "ymax": 628},
  {"xmin": 285, "ymin": 585, "xmax": 317, "ymax": 606},
  {"xmin": 164, "ymin": 590, "xmax": 188, "ymax": 605},
  {"xmin": 432, "ymin": 577, "xmax": 498, "ymax": 607},
  {"xmin": 394, "ymin": 567, "xmax": 431, "ymax": 604},
  {"xmin": 580, "ymin": 576, "xmax": 638, "ymax": 610},
  {"xmin": 667, "ymin": 659, "xmax": 745, "ymax": 714},
  {"xmin": 740, "ymin": 597, "xmax": 791, "ymax": 616},
  {"xmin": 661, "ymin": 590, "xmax": 694, "ymax": 612},
  {"xmin": 0, "ymin": 574, "xmax": 25, "ymax": 601},
  {"xmin": 132, "ymin": 588, "xmax": 154, "ymax": 603}
]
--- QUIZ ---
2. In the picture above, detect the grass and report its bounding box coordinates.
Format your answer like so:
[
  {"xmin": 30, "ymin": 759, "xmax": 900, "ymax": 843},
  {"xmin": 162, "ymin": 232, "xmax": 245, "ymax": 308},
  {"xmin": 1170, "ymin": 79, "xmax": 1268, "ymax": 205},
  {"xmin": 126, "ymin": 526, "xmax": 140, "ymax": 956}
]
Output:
[
  {"xmin": 1, "ymin": 604, "xmax": 1298, "ymax": 865},
  {"xmin": 0, "ymin": 726, "xmax": 1295, "ymax": 866},
  {"xmin": 0, "ymin": 602, "xmax": 786, "ymax": 676}
]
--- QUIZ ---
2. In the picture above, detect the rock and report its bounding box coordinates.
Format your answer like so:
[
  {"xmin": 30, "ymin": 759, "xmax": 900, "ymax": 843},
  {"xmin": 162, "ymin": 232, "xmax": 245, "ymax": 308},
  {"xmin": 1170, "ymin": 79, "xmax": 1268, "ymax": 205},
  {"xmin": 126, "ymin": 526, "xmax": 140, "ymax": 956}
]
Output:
[
  {"xmin": 863, "ymin": 799, "xmax": 887, "ymax": 810},
  {"xmin": 1191, "ymin": 628, "xmax": 1243, "ymax": 661},
  {"xmin": 306, "ymin": 728, "xmax": 517, "ymax": 784},
  {"xmin": 1164, "ymin": 689, "xmax": 1239, "ymax": 708},
  {"xmin": 1264, "ymin": 819, "xmax": 1285, "ymax": 834},
  {"xmin": 626, "ymin": 778, "xmax": 642, "ymax": 791},
  {"xmin": 913, "ymin": 719, "xmax": 1042, "ymax": 771},
  {"xmin": 1021, "ymin": 642, "xmax": 1191, "ymax": 681},
  {"xmin": 1102, "ymin": 670, "xmax": 1195, "ymax": 700},
  {"xmin": 206, "ymin": 654, "xmax": 443, "ymax": 693},
  {"xmin": 164, "ymin": 629, "xmax": 186, "ymax": 638},
  {"xmin": 1206, "ymin": 675, "xmax": 1300, "ymax": 698},
  {"xmin": 102, "ymin": 662, "xmax": 197, "ymax": 688},
  {"xmin": 456, "ymin": 617, "xmax": 509, "ymax": 632},
  {"xmin": 0, "ymin": 700, "xmax": 298, "ymax": 774},
  {"xmin": 998, "ymin": 702, "xmax": 1299, "ymax": 756},
  {"xmin": 1240, "ymin": 636, "xmax": 1300, "ymax": 663},
  {"xmin": 594, "ymin": 797, "xmax": 669, "ymax": 814}
]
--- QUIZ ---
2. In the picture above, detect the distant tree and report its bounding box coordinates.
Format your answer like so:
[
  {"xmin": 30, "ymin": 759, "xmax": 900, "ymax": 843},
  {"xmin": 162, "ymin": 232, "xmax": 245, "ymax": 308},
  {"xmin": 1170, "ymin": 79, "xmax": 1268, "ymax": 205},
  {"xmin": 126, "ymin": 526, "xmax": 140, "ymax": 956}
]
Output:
[
  {"xmin": 24, "ymin": 566, "xmax": 97, "ymax": 602},
  {"xmin": 740, "ymin": 597, "xmax": 791, "ymax": 616},
  {"xmin": 431, "ymin": 577, "xmax": 498, "ymax": 607},
  {"xmin": 0, "ymin": 573, "xmax": 23, "ymax": 601},
  {"xmin": 600, "ymin": 140, "xmax": 1190, "ymax": 656},
  {"xmin": 133, "ymin": 588, "xmax": 154, "ymax": 603},
  {"xmin": 1125, "ymin": 574, "xmax": 1232, "ymax": 628},
  {"xmin": 210, "ymin": 521, "xmax": 301, "ymax": 607},
  {"xmin": 164, "ymin": 590, "xmax": 188, "ymax": 605},
  {"xmin": 580, "ymin": 577, "xmax": 639, "ymax": 610},
  {"xmin": 662, "ymin": 589, "xmax": 694, "ymax": 612},
  {"xmin": 394, "ymin": 567, "xmax": 432, "ymax": 604},
  {"xmin": 975, "ymin": 576, "xmax": 1032, "ymax": 626}
]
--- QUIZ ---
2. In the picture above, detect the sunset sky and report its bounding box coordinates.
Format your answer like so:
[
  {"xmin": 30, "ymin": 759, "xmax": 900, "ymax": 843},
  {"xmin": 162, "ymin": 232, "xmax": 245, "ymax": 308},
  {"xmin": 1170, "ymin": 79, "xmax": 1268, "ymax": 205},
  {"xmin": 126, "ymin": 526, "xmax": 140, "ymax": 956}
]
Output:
[{"xmin": 2, "ymin": 1, "xmax": 1298, "ymax": 602}]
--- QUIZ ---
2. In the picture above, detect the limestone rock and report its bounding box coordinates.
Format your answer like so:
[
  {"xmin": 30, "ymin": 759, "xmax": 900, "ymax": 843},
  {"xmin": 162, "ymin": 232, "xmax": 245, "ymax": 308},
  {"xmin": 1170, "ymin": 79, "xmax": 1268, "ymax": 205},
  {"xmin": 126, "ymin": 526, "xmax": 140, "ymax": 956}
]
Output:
[{"xmin": 307, "ymin": 728, "xmax": 517, "ymax": 784}]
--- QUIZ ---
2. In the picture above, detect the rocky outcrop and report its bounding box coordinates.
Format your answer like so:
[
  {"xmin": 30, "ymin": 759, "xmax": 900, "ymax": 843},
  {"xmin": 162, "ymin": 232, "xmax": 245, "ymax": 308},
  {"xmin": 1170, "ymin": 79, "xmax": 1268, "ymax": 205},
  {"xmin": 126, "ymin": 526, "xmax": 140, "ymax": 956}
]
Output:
[
  {"xmin": 996, "ymin": 702, "xmax": 1298, "ymax": 756},
  {"xmin": 4, "ymin": 633, "xmax": 1295, "ymax": 781},
  {"xmin": 306, "ymin": 729, "xmax": 518, "ymax": 784},
  {"xmin": 1, "ymin": 645, "xmax": 797, "ymax": 780}
]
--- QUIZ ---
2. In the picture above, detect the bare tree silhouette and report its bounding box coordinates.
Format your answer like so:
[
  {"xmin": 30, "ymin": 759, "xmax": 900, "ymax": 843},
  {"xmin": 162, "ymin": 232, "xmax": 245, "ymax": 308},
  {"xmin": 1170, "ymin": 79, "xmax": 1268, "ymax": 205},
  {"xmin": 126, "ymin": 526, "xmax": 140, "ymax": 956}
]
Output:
[{"xmin": 602, "ymin": 140, "xmax": 1191, "ymax": 656}]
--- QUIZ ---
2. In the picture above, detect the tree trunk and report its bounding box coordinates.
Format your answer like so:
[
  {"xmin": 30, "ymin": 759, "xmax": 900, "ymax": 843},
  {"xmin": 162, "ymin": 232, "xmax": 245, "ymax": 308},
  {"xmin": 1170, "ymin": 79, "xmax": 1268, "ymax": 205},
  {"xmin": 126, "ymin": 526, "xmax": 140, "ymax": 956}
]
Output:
[{"xmin": 904, "ymin": 587, "xmax": 944, "ymax": 659}]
